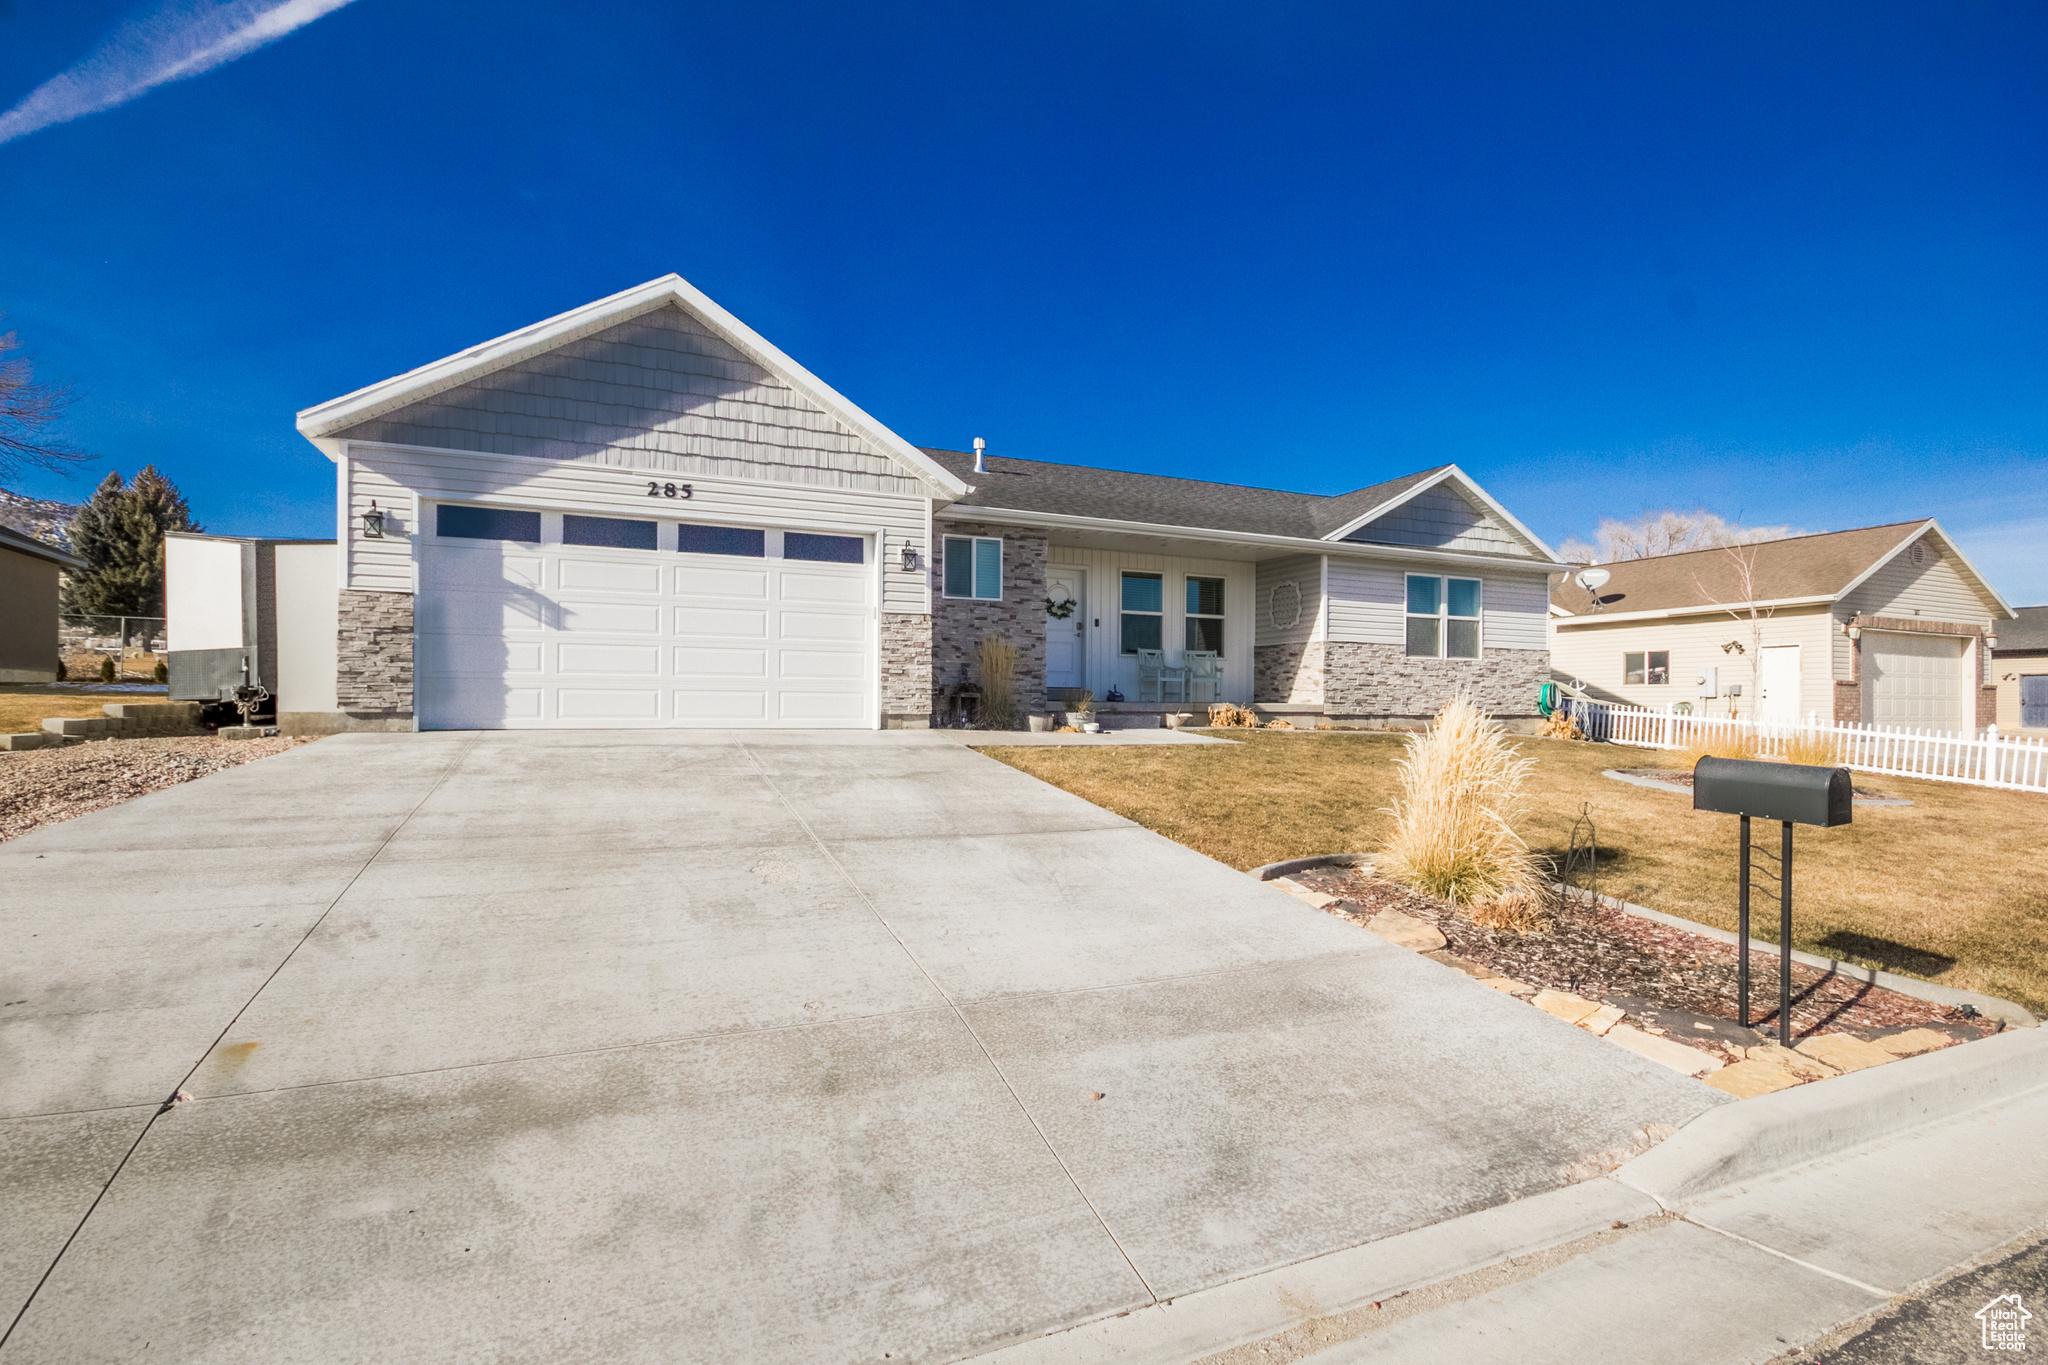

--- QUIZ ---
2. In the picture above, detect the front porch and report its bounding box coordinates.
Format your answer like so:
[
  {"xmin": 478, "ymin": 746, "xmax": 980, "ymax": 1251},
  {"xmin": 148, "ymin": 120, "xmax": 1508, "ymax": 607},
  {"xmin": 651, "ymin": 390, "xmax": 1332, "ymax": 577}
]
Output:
[{"xmin": 1042, "ymin": 543, "xmax": 1258, "ymax": 708}]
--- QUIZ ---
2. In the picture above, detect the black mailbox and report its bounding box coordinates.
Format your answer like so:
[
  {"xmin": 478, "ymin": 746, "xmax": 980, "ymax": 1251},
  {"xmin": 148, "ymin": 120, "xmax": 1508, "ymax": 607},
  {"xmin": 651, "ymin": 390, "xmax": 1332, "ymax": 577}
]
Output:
[{"xmin": 1692, "ymin": 756, "xmax": 1852, "ymax": 828}]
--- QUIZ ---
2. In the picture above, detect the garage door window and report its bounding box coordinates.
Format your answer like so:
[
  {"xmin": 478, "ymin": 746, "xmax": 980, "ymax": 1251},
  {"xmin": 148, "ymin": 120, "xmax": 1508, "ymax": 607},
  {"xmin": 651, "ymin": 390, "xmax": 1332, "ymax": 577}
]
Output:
[
  {"xmin": 677, "ymin": 523, "xmax": 765, "ymax": 557},
  {"xmin": 563, "ymin": 514, "xmax": 656, "ymax": 550},
  {"xmin": 437, "ymin": 505, "xmax": 540, "ymax": 542},
  {"xmin": 786, "ymin": 532, "xmax": 864, "ymax": 564}
]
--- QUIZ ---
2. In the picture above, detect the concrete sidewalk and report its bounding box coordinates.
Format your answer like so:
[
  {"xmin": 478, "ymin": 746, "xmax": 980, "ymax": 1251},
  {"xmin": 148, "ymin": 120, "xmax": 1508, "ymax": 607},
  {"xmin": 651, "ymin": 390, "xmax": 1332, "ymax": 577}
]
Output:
[{"xmin": 2, "ymin": 730, "xmax": 1719, "ymax": 1363}]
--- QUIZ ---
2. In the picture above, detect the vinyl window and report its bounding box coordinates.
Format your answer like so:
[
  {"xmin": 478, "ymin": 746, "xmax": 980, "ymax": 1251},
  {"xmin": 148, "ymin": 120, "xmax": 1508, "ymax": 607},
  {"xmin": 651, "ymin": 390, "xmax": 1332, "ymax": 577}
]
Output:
[
  {"xmin": 1121, "ymin": 572, "xmax": 1163, "ymax": 653},
  {"xmin": 943, "ymin": 536, "xmax": 1002, "ymax": 600},
  {"xmin": 1405, "ymin": 575, "xmax": 1481, "ymax": 658},
  {"xmin": 437, "ymin": 504, "xmax": 540, "ymax": 543},
  {"xmin": 1625, "ymin": 651, "xmax": 1671, "ymax": 685},
  {"xmin": 785, "ymin": 532, "xmax": 864, "ymax": 564},
  {"xmin": 1185, "ymin": 576, "xmax": 1225, "ymax": 655}
]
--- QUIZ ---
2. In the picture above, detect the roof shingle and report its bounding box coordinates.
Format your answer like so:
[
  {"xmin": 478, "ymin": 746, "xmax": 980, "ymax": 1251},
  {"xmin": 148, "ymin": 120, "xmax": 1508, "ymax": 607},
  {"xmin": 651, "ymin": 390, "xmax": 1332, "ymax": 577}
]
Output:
[{"xmin": 1549, "ymin": 522, "xmax": 1928, "ymax": 616}]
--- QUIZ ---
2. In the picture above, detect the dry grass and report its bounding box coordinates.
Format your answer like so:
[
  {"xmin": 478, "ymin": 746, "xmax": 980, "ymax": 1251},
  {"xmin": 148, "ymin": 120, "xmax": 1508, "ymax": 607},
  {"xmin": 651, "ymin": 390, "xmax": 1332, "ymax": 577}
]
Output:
[
  {"xmin": 0, "ymin": 687, "xmax": 155, "ymax": 734},
  {"xmin": 977, "ymin": 636, "xmax": 1019, "ymax": 731},
  {"xmin": 1470, "ymin": 885, "xmax": 1554, "ymax": 936},
  {"xmin": 1207, "ymin": 703, "xmax": 1260, "ymax": 728},
  {"xmin": 1539, "ymin": 710, "xmax": 1584, "ymax": 741},
  {"xmin": 1380, "ymin": 699, "xmax": 1537, "ymax": 905},
  {"xmin": 1675, "ymin": 730, "xmax": 1761, "ymax": 766},
  {"xmin": 983, "ymin": 730, "xmax": 2048, "ymax": 1012}
]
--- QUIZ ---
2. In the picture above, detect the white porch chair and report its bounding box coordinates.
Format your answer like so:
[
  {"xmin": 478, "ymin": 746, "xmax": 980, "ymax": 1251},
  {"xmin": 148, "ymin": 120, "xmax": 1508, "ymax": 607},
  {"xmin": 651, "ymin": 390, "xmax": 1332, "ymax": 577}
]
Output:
[
  {"xmin": 1135, "ymin": 649, "xmax": 1187, "ymax": 704},
  {"xmin": 1183, "ymin": 651, "xmax": 1220, "ymax": 706}
]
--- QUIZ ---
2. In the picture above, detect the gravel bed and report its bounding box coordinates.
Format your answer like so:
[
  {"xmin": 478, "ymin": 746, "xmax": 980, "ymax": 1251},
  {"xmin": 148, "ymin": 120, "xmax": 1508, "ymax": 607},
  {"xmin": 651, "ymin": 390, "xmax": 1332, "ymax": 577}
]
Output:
[
  {"xmin": 1295, "ymin": 864, "xmax": 1998, "ymax": 1056},
  {"xmin": 0, "ymin": 736, "xmax": 309, "ymax": 842}
]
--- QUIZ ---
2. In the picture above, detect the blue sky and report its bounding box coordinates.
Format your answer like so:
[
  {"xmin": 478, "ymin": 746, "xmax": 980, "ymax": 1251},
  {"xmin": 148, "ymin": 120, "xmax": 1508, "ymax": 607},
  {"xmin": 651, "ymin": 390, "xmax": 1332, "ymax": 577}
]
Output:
[{"xmin": 3, "ymin": 1, "xmax": 2044, "ymax": 601}]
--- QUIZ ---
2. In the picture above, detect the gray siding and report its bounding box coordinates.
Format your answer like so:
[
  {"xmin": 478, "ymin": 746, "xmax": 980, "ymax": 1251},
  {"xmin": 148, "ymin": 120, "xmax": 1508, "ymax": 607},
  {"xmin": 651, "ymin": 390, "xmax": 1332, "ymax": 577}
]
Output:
[
  {"xmin": 1345, "ymin": 485, "xmax": 1536, "ymax": 556},
  {"xmin": 1254, "ymin": 554, "xmax": 1324, "ymax": 646},
  {"xmin": 1328, "ymin": 557, "xmax": 1552, "ymax": 653},
  {"xmin": 338, "ymin": 305, "xmax": 927, "ymax": 497}
]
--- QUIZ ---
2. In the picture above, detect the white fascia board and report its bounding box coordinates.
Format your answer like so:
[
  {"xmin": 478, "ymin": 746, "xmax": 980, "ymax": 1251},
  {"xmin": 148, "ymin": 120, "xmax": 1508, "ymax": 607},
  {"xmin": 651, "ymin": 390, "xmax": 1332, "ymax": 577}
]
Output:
[
  {"xmin": 1549, "ymin": 594, "xmax": 1838, "ymax": 628},
  {"xmin": 1834, "ymin": 519, "xmax": 2016, "ymax": 622},
  {"xmin": 937, "ymin": 503, "xmax": 1560, "ymax": 575},
  {"xmin": 293, "ymin": 274, "xmax": 969, "ymax": 501},
  {"xmin": 1317, "ymin": 464, "xmax": 1565, "ymax": 564}
]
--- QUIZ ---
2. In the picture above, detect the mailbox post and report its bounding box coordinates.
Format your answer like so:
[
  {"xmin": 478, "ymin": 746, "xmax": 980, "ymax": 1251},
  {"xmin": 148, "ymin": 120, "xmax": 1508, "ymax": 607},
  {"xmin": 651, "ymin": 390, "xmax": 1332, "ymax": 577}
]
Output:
[{"xmin": 1692, "ymin": 757, "xmax": 1853, "ymax": 1043}]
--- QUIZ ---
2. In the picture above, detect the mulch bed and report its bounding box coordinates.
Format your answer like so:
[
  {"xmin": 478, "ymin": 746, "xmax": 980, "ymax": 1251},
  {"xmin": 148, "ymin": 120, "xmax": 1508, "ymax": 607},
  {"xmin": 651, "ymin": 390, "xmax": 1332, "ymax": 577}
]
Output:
[
  {"xmin": 0, "ymin": 736, "xmax": 309, "ymax": 842},
  {"xmin": 1293, "ymin": 864, "xmax": 2000, "ymax": 1061}
]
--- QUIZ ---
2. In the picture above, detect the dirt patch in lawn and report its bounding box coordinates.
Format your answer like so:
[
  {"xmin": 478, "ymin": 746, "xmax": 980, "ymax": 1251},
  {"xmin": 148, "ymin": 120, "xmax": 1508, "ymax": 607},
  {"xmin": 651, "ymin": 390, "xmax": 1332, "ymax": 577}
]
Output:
[
  {"xmin": 1, "ymin": 736, "xmax": 310, "ymax": 842},
  {"xmin": 1294, "ymin": 864, "xmax": 1998, "ymax": 1059},
  {"xmin": 983, "ymin": 730, "xmax": 2048, "ymax": 1014}
]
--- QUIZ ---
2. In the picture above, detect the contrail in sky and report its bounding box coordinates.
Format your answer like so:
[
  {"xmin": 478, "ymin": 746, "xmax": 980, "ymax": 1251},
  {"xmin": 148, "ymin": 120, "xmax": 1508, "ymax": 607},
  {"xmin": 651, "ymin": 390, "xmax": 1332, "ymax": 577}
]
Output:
[{"xmin": 0, "ymin": 0, "xmax": 358, "ymax": 145}]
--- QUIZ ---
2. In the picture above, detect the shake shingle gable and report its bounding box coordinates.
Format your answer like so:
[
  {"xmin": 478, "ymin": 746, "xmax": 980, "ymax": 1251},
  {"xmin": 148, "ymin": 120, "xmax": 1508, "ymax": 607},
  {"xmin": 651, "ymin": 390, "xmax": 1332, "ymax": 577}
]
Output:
[{"xmin": 922, "ymin": 447, "xmax": 1451, "ymax": 540}]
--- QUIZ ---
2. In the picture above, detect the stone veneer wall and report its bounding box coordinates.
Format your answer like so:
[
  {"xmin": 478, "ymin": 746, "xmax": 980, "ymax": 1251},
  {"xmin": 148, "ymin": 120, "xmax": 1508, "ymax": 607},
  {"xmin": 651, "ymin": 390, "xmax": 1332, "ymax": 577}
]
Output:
[
  {"xmin": 1252, "ymin": 640, "xmax": 1325, "ymax": 704},
  {"xmin": 1321, "ymin": 643, "xmax": 1548, "ymax": 721},
  {"xmin": 880, "ymin": 613, "xmax": 933, "ymax": 728},
  {"xmin": 336, "ymin": 589, "xmax": 415, "ymax": 719},
  {"xmin": 931, "ymin": 522, "xmax": 1048, "ymax": 723}
]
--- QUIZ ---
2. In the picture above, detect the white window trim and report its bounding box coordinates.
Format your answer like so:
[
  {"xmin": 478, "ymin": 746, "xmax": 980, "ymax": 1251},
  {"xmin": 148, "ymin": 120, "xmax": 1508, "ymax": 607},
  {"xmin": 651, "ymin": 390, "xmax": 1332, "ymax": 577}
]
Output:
[
  {"xmin": 1404, "ymin": 573, "xmax": 1484, "ymax": 659},
  {"xmin": 1624, "ymin": 649, "xmax": 1673, "ymax": 686},
  {"xmin": 942, "ymin": 535, "xmax": 1004, "ymax": 601},
  {"xmin": 1185, "ymin": 574, "xmax": 1227, "ymax": 658},
  {"xmin": 1120, "ymin": 570, "xmax": 1165, "ymax": 656}
]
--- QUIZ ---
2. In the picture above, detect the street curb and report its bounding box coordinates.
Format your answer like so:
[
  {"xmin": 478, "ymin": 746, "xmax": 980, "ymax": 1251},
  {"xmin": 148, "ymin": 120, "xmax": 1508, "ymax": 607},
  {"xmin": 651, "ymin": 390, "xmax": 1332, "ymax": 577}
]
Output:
[
  {"xmin": 1614, "ymin": 1027, "xmax": 2048, "ymax": 1208},
  {"xmin": 963, "ymin": 1179, "xmax": 1658, "ymax": 1365},
  {"xmin": 1579, "ymin": 888, "xmax": 2038, "ymax": 1029}
]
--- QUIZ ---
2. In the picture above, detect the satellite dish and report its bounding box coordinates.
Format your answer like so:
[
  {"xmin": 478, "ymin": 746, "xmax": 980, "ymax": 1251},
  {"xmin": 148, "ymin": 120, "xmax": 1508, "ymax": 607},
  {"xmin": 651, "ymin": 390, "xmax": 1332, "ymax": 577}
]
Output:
[{"xmin": 1576, "ymin": 568, "xmax": 1611, "ymax": 593}]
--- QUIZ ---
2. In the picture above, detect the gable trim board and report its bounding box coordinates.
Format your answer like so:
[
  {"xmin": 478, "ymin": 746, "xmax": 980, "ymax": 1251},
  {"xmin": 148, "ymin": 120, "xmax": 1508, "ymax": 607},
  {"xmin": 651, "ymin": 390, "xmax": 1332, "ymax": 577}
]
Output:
[
  {"xmin": 1833, "ymin": 521, "xmax": 2013, "ymax": 619},
  {"xmin": 297, "ymin": 274, "xmax": 970, "ymax": 501},
  {"xmin": 1320, "ymin": 465, "xmax": 1562, "ymax": 562}
]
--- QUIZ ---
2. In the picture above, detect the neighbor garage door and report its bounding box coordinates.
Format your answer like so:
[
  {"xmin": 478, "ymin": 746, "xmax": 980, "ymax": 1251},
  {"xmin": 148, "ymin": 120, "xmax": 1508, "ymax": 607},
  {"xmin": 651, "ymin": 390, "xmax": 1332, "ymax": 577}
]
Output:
[
  {"xmin": 415, "ymin": 505, "xmax": 873, "ymax": 729},
  {"xmin": 1865, "ymin": 631, "xmax": 1967, "ymax": 733}
]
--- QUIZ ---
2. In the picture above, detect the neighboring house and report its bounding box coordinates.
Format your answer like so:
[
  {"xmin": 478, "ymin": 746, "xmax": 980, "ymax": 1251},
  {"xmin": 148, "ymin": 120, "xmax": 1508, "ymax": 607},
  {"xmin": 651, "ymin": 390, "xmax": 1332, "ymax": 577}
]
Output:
[
  {"xmin": 1549, "ymin": 522, "xmax": 2014, "ymax": 734},
  {"xmin": 1991, "ymin": 605, "xmax": 2048, "ymax": 734},
  {"xmin": 288, "ymin": 274, "xmax": 1564, "ymax": 732},
  {"xmin": 0, "ymin": 524, "xmax": 85, "ymax": 683}
]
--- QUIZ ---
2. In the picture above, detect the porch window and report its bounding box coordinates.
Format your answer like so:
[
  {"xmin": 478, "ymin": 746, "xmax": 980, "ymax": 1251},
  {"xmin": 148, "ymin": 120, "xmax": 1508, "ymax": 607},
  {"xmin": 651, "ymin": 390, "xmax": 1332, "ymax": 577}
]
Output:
[
  {"xmin": 1185, "ymin": 576, "xmax": 1225, "ymax": 654},
  {"xmin": 1121, "ymin": 572, "xmax": 1163, "ymax": 653},
  {"xmin": 1625, "ymin": 651, "xmax": 1670, "ymax": 685},
  {"xmin": 942, "ymin": 536, "xmax": 1002, "ymax": 600},
  {"xmin": 1405, "ymin": 575, "xmax": 1482, "ymax": 658}
]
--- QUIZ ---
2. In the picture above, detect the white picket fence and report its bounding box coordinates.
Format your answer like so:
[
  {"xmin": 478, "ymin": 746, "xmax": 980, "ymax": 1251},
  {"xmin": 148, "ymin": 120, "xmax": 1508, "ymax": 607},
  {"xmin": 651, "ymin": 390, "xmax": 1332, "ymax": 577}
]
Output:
[{"xmin": 1569, "ymin": 701, "xmax": 2048, "ymax": 794}]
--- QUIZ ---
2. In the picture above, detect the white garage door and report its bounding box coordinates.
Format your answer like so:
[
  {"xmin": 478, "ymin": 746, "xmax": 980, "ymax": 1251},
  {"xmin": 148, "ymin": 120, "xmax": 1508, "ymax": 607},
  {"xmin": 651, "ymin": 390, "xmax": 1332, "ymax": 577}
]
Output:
[
  {"xmin": 1865, "ymin": 631, "xmax": 1967, "ymax": 733},
  {"xmin": 416, "ymin": 507, "xmax": 873, "ymax": 730}
]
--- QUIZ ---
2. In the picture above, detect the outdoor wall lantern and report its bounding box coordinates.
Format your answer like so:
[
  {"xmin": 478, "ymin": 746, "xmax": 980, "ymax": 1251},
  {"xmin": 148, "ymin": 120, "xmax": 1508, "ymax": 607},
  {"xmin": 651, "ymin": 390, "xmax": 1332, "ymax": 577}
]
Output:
[
  {"xmin": 1845, "ymin": 624, "xmax": 1861, "ymax": 641},
  {"xmin": 362, "ymin": 501, "xmax": 386, "ymax": 538},
  {"xmin": 1985, "ymin": 631, "xmax": 1998, "ymax": 650},
  {"xmin": 900, "ymin": 543, "xmax": 919, "ymax": 572}
]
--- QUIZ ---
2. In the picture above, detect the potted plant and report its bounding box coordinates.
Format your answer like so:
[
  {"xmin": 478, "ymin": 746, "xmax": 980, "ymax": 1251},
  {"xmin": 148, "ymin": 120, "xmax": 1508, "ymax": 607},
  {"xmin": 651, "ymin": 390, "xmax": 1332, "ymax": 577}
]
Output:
[{"xmin": 1061, "ymin": 689, "xmax": 1095, "ymax": 730}]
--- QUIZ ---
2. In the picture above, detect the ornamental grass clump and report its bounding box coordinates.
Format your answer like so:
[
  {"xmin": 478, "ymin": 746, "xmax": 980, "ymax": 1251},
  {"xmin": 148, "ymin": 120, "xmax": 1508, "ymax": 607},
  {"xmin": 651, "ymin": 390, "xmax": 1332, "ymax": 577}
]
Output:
[
  {"xmin": 1380, "ymin": 697, "xmax": 1538, "ymax": 906},
  {"xmin": 977, "ymin": 636, "xmax": 1019, "ymax": 731}
]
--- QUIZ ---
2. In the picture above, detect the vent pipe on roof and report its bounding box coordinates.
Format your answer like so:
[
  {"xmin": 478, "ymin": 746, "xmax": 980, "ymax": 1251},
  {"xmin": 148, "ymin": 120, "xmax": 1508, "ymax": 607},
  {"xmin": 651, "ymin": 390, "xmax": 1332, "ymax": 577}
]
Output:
[{"xmin": 972, "ymin": 437, "xmax": 986, "ymax": 474}]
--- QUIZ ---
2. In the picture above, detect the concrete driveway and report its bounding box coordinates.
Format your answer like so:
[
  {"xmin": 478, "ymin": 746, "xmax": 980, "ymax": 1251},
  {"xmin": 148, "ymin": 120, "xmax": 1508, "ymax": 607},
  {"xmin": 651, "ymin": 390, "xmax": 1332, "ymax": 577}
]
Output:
[{"xmin": 1, "ymin": 732, "xmax": 1719, "ymax": 1363}]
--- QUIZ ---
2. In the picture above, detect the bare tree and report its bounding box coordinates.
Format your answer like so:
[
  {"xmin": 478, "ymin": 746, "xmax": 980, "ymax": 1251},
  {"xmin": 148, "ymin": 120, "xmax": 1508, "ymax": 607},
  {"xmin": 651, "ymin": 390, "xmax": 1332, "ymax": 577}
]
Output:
[
  {"xmin": 1691, "ymin": 540, "xmax": 1773, "ymax": 720},
  {"xmin": 0, "ymin": 322, "xmax": 91, "ymax": 481},
  {"xmin": 1562, "ymin": 508, "xmax": 1802, "ymax": 564}
]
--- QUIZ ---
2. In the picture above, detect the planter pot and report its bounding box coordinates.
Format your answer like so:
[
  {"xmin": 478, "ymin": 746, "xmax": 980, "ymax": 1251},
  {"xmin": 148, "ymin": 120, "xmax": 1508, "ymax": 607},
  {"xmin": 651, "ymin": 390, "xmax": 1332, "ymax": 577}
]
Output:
[
  {"xmin": 1163, "ymin": 713, "xmax": 1191, "ymax": 730},
  {"xmin": 1027, "ymin": 714, "xmax": 1052, "ymax": 733},
  {"xmin": 1081, "ymin": 722, "xmax": 1101, "ymax": 734},
  {"xmin": 1063, "ymin": 711, "xmax": 1092, "ymax": 729}
]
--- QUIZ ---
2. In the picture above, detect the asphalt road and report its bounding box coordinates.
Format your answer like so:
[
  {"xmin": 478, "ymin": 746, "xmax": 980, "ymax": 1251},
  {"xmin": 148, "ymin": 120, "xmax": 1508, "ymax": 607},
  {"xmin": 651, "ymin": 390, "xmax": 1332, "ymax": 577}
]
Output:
[{"xmin": 1803, "ymin": 1234, "xmax": 2046, "ymax": 1364}]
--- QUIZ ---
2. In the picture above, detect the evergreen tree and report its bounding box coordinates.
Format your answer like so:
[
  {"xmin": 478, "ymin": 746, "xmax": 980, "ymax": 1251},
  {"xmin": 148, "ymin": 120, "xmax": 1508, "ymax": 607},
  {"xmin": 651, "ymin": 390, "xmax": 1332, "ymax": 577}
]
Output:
[{"xmin": 61, "ymin": 466, "xmax": 200, "ymax": 617}]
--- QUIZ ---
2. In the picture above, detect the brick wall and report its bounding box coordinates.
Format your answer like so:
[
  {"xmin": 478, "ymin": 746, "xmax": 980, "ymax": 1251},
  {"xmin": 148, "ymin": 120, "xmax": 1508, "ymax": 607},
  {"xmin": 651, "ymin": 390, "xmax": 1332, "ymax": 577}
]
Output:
[
  {"xmin": 1833, "ymin": 681, "xmax": 1861, "ymax": 724},
  {"xmin": 880, "ymin": 613, "xmax": 933, "ymax": 727},
  {"xmin": 931, "ymin": 522, "xmax": 1048, "ymax": 723},
  {"xmin": 336, "ymin": 589, "xmax": 414, "ymax": 718},
  {"xmin": 1979, "ymin": 685, "xmax": 1998, "ymax": 729},
  {"xmin": 1253, "ymin": 640, "xmax": 1325, "ymax": 704},
  {"xmin": 1322, "ymin": 643, "xmax": 1548, "ymax": 720}
]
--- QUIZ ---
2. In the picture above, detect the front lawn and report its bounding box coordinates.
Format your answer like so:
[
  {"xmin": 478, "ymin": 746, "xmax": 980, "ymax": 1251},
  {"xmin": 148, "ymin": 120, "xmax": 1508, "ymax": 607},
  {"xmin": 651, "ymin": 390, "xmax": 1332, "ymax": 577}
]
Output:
[
  {"xmin": 983, "ymin": 731, "xmax": 2048, "ymax": 1015},
  {"xmin": 0, "ymin": 684, "xmax": 167, "ymax": 734}
]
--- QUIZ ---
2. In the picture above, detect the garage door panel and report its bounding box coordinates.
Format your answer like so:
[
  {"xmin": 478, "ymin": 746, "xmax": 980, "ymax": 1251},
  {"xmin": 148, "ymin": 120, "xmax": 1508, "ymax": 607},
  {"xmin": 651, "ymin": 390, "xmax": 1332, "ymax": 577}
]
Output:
[
  {"xmin": 780, "ymin": 571, "xmax": 866, "ymax": 604},
  {"xmin": 674, "ymin": 607, "xmax": 768, "ymax": 638},
  {"xmin": 779, "ymin": 649, "xmax": 867, "ymax": 680},
  {"xmin": 675, "ymin": 566, "xmax": 770, "ymax": 598},
  {"xmin": 1868, "ymin": 634, "xmax": 1966, "ymax": 730},
  {"xmin": 673, "ymin": 689, "xmax": 770, "ymax": 720},
  {"xmin": 558, "ymin": 602, "xmax": 662, "ymax": 634},
  {"xmin": 556, "ymin": 689, "xmax": 662, "ymax": 720},
  {"xmin": 559, "ymin": 559, "xmax": 663, "ymax": 593},
  {"xmin": 781, "ymin": 610, "xmax": 866, "ymax": 643},
  {"xmin": 419, "ymin": 532, "xmax": 870, "ymax": 730},
  {"xmin": 675, "ymin": 647, "xmax": 768, "ymax": 677},
  {"xmin": 558, "ymin": 643, "xmax": 662, "ymax": 676}
]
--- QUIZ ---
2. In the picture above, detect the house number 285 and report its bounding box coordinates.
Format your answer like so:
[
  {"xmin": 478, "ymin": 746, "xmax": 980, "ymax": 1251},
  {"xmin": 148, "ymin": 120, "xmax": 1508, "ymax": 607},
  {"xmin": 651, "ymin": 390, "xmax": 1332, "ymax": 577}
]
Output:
[{"xmin": 646, "ymin": 481, "xmax": 694, "ymax": 499}]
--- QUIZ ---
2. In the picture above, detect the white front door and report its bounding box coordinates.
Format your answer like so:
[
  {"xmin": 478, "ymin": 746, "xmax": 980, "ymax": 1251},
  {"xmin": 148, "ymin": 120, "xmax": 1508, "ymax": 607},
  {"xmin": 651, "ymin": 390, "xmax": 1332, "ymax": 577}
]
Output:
[
  {"xmin": 1866, "ymin": 632, "xmax": 1967, "ymax": 732},
  {"xmin": 1045, "ymin": 567, "xmax": 1085, "ymax": 692},
  {"xmin": 1757, "ymin": 644, "xmax": 1801, "ymax": 723}
]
